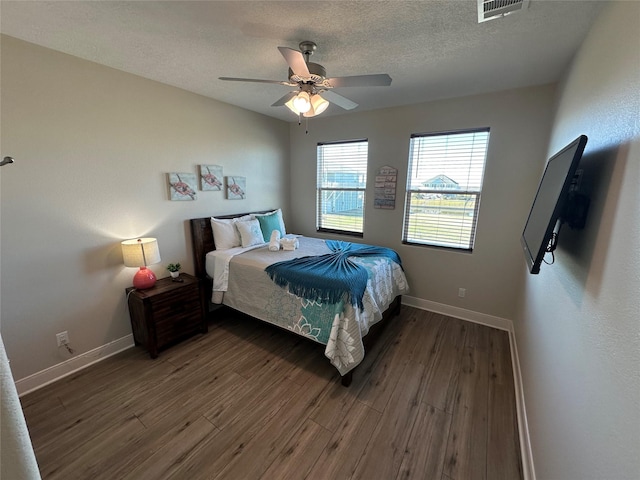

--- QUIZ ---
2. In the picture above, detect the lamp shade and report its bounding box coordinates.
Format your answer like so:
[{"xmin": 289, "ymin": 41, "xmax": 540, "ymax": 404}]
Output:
[
  {"xmin": 292, "ymin": 91, "xmax": 311, "ymax": 113},
  {"xmin": 285, "ymin": 97, "xmax": 300, "ymax": 115},
  {"xmin": 304, "ymin": 94, "xmax": 330, "ymax": 118},
  {"xmin": 121, "ymin": 238, "xmax": 161, "ymax": 289},
  {"xmin": 121, "ymin": 238, "xmax": 161, "ymax": 267}
]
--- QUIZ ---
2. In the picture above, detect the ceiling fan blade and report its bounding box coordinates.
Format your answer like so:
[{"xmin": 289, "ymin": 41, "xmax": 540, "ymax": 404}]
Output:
[
  {"xmin": 322, "ymin": 90, "xmax": 358, "ymax": 110},
  {"xmin": 326, "ymin": 74, "xmax": 392, "ymax": 88},
  {"xmin": 271, "ymin": 91, "xmax": 297, "ymax": 107},
  {"xmin": 277, "ymin": 47, "xmax": 310, "ymax": 78},
  {"xmin": 219, "ymin": 77, "xmax": 291, "ymax": 86}
]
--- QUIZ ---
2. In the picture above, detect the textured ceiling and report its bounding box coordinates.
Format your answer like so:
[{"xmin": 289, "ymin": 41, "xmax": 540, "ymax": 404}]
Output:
[{"xmin": 0, "ymin": 1, "xmax": 605, "ymax": 122}]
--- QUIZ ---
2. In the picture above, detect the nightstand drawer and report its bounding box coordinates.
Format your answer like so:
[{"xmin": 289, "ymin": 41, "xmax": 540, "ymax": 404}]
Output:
[
  {"xmin": 149, "ymin": 285, "xmax": 199, "ymax": 308},
  {"xmin": 155, "ymin": 302, "xmax": 202, "ymax": 331},
  {"xmin": 151, "ymin": 293, "xmax": 200, "ymax": 322}
]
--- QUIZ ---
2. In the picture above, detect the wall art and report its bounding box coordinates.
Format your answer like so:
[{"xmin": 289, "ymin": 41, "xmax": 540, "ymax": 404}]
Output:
[
  {"xmin": 374, "ymin": 165, "xmax": 398, "ymax": 209},
  {"xmin": 168, "ymin": 172, "xmax": 197, "ymax": 201},
  {"xmin": 225, "ymin": 176, "xmax": 246, "ymax": 200},
  {"xmin": 199, "ymin": 164, "xmax": 223, "ymax": 191}
]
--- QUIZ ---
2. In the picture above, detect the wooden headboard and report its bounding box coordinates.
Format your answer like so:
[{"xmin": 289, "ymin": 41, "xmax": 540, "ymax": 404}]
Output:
[{"xmin": 190, "ymin": 211, "xmax": 270, "ymax": 280}]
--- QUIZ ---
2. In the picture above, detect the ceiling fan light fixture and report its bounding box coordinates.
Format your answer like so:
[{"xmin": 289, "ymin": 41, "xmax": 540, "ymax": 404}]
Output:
[
  {"xmin": 285, "ymin": 91, "xmax": 312, "ymax": 115},
  {"xmin": 303, "ymin": 94, "xmax": 330, "ymax": 118},
  {"xmin": 311, "ymin": 94, "xmax": 329, "ymax": 115},
  {"xmin": 284, "ymin": 97, "xmax": 300, "ymax": 115},
  {"xmin": 292, "ymin": 91, "xmax": 311, "ymax": 113}
]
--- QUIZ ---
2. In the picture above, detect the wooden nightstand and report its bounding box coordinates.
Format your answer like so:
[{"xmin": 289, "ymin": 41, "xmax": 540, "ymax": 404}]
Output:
[{"xmin": 126, "ymin": 273, "xmax": 207, "ymax": 358}]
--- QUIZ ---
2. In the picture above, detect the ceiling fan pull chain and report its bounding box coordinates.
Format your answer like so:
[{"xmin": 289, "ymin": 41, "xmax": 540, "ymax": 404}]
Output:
[{"xmin": 305, "ymin": 116, "xmax": 309, "ymax": 135}]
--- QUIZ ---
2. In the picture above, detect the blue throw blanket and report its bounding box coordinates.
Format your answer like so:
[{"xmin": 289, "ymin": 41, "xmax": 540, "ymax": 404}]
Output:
[{"xmin": 265, "ymin": 240, "xmax": 402, "ymax": 310}]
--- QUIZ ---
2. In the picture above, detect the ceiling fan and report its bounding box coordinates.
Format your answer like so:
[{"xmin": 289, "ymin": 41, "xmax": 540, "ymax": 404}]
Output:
[{"xmin": 219, "ymin": 41, "xmax": 392, "ymax": 118}]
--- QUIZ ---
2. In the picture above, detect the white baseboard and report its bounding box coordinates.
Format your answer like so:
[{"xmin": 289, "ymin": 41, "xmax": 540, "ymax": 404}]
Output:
[
  {"xmin": 508, "ymin": 329, "xmax": 536, "ymax": 480},
  {"xmin": 402, "ymin": 295, "xmax": 513, "ymax": 331},
  {"xmin": 15, "ymin": 335, "xmax": 134, "ymax": 397},
  {"xmin": 401, "ymin": 295, "xmax": 535, "ymax": 480}
]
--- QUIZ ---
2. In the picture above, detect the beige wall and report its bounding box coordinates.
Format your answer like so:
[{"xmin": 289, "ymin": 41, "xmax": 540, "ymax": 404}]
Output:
[
  {"xmin": 0, "ymin": 35, "xmax": 289, "ymax": 381},
  {"xmin": 289, "ymin": 85, "xmax": 556, "ymax": 320},
  {"xmin": 514, "ymin": 2, "xmax": 640, "ymax": 479}
]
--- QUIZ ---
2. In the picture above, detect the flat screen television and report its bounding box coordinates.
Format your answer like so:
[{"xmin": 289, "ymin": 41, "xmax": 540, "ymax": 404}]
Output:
[{"xmin": 521, "ymin": 135, "xmax": 588, "ymax": 274}]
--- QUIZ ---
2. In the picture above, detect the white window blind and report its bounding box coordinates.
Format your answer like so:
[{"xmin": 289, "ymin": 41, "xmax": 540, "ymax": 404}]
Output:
[
  {"xmin": 317, "ymin": 139, "xmax": 368, "ymax": 235},
  {"xmin": 403, "ymin": 129, "xmax": 490, "ymax": 250}
]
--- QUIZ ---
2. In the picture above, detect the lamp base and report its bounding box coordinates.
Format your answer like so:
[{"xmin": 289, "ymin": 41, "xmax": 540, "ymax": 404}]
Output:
[{"xmin": 133, "ymin": 267, "xmax": 157, "ymax": 289}]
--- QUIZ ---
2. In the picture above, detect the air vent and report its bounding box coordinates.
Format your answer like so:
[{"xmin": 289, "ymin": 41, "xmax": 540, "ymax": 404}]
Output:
[{"xmin": 478, "ymin": 0, "xmax": 529, "ymax": 23}]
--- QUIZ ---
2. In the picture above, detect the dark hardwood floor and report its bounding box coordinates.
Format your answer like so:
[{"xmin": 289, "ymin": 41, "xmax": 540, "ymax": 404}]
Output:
[{"xmin": 21, "ymin": 306, "xmax": 523, "ymax": 479}]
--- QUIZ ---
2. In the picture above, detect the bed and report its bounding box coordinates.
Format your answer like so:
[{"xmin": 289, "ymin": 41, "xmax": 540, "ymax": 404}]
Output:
[{"xmin": 190, "ymin": 211, "xmax": 409, "ymax": 385}]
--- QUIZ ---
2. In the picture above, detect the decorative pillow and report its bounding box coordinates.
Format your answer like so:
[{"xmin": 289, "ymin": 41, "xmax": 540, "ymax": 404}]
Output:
[
  {"xmin": 235, "ymin": 214, "xmax": 253, "ymax": 223},
  {"xmin": 236, "ymin": 219, "xmax": 265, "ymax": 248},
  {"xmin": 255, "ymin": 209, "xmax": 286, "ymax": 242},
  {"xmin": 210, "ymin": 215, "xmax": 254, "ymax": 250}
]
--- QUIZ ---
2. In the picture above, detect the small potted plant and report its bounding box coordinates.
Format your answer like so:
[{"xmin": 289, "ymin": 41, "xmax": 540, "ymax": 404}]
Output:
[{"xmin": 167, "ymin": 263, "xmax": 181, "ymax": 280}]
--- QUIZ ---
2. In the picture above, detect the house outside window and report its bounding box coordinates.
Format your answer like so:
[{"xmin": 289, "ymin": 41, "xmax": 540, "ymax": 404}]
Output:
[
  {"xmin": 403, "ymin": 129, "xmax": 490, "ymax": 250},
  {"xmin": 316, "ymin": 139, "xmax": 368, "ymax": 236}
]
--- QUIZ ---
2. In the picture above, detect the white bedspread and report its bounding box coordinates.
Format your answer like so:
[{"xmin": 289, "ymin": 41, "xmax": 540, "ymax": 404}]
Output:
[
  {"xmin": 206, "ymin": 235, "xmax": 303, "ymax": 294},
  {"xmin": 206, "ymin": 244, "xmax": 264, "ymax": 292}
]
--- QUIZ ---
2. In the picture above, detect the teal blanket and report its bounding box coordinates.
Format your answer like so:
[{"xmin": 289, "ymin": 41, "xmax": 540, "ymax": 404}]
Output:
[{"xmin": 265, "ymin": 240, "xmax": 402, "ymax": 310}]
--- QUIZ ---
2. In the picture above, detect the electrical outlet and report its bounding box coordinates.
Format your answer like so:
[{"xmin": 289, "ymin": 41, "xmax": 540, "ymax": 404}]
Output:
[
  {"xmin": 458, "ymin": 288, "xmax": 466, "ymax": 298},
  {"xmin": 56, "ymin": 331, "xmax": 69, "ymax": 347}
]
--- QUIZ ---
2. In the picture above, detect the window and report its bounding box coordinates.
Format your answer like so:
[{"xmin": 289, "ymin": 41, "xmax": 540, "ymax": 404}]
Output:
[
  {"xmin": 403, "ymin": 129, "xmax": 490, "ymax": 250},
  {"xmin": 317, "ymin": 139, "xmax": 368, "ymax": 236}
]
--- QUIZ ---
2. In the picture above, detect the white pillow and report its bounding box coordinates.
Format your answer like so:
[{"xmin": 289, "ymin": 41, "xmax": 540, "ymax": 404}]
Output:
[
  {"xmin": 210, "ymin": 215, "xmax": 252, "ymax": 250},
  {"xmin": 210, "ymin": 217, "xmax": 240, "ymax": 250},
  {"xmin": 236, "ymin": 219, "xmax": 265, "ymax": 248}
]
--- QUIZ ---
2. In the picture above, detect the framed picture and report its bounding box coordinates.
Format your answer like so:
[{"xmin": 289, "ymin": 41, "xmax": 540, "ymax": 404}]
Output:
[
  {"xmin": 168, "ymin": 172, "xmax": 197, "ymax": 201},
  {"xmin": 374, "ymin": 165, "xmax": 397, "ymax": 209},
  {"xmin": 199, "ymin": 164, "xmax": 223, "ymax": 191},
  {"xmin": 225, "ymin": 176, "xmax": 246, "ymax": 200}
]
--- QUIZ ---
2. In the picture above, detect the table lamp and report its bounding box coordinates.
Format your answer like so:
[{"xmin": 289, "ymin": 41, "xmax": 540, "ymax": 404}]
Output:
[{"xmin": 121, "ymin": 238, "xmax": 161, "ymax": 289}]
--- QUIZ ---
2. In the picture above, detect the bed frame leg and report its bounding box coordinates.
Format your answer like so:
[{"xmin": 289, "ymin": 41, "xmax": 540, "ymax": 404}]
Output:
[{"xmin": 341, "ymin": 371, "xmax": 353, "ymax": 387}]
